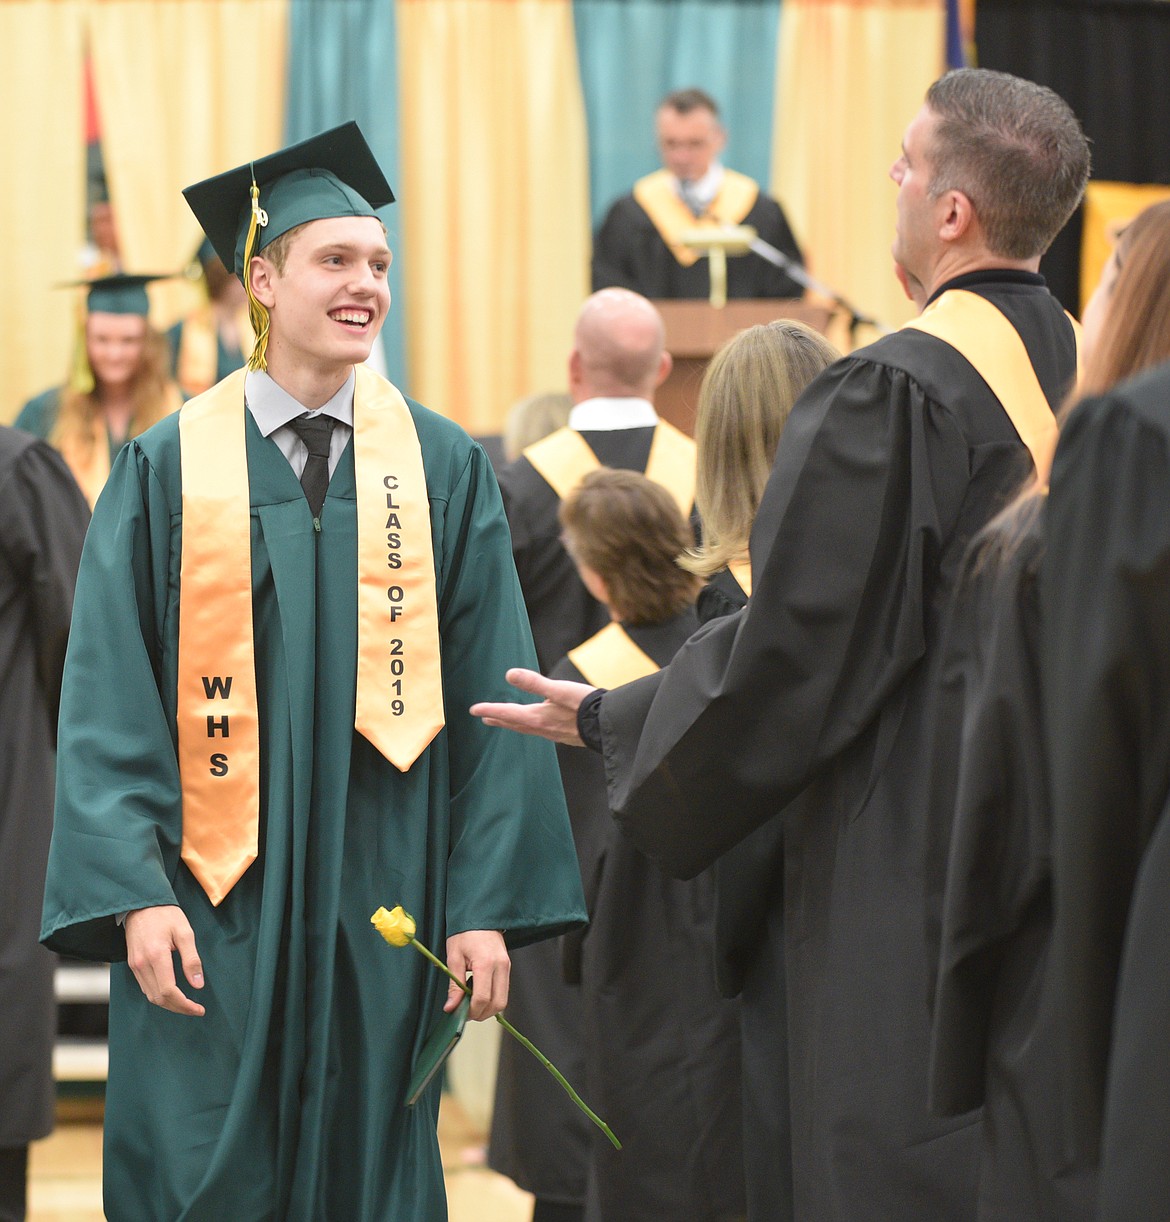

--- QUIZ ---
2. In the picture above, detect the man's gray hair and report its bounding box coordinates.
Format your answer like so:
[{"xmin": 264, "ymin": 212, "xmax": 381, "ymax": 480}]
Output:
[{"xmin": 925, "ymin": 68, "xmax": 1090, "ymax": 260}]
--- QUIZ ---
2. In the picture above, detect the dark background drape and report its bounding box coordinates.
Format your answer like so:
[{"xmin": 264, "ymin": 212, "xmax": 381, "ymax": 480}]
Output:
[{"xmin": 977, "ymin": 0, "xmax": 1170, "ymax": 311}]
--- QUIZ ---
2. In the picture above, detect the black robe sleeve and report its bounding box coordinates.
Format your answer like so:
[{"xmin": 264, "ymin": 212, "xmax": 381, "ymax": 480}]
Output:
[
  {"xmin": 1, "ymin": 439, "xmax": 90, "ymax": 734},
  {"xmin": 0, "ymin": 430, "xmax": 88, "ymax": 1146},
  {"xmin": 599, "ymin": 354, "xmax": 972, "ymax": 879},
  {"xmin": 1041, "ymin": 380, "xmax": 1170, "ymax": 1161},
  {"xmin": 591, "ymin": 195, "xmax": 654, "ymax": 294},
  {"xmin": 928, "ymin": 503, "xmax": 1051, "ymax": 1115},
  {"xmin": 745, "ymin": 192, "xmax": 806, "ymax": 299}
]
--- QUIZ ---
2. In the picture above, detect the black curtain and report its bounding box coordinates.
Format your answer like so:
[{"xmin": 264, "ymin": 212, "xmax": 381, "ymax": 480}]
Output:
[{"xmin": 977, "ymin": 0, "xmax": 1170, "ymax": 310}]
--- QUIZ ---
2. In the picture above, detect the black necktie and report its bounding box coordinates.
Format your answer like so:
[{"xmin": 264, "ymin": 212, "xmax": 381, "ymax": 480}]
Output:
[{"xmin": 289, "ymin": 413, "xmax": 335, "ymax": 518}]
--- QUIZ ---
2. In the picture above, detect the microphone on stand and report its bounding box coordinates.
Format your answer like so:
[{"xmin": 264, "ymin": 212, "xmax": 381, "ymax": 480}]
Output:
[{"xmin": 678, "ymin": 224, "xmax": 891, "ymax": 338}]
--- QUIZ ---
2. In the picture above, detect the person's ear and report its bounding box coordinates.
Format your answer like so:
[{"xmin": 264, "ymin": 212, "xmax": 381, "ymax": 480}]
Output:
[
  {"xmin": 938, "ymin": 189, "xmax": 974, "ymax": 244},
  {"xmin": 249, "ymin": 257, "xmax": 278, "ymax": 309}
]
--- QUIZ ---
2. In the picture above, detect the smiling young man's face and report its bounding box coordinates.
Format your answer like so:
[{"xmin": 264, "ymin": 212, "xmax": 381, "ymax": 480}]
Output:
[{"xmin": 259, "ymin": 215, "xmax": 392, "ymax": 378}]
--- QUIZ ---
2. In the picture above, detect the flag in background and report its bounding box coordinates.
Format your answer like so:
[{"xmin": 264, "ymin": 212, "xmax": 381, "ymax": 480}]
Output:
[{"xmin": 946, "ymin": 0, "xmax": 975, "ymax": 68}]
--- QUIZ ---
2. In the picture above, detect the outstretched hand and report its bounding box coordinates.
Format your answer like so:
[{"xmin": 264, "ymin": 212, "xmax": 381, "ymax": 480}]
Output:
[{"xmin": 470, "ymin": 668, "xmax": 595, "ymax": 747}]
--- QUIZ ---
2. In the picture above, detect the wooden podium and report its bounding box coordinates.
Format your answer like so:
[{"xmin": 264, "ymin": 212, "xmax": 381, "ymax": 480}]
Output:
[{"xmin": 654, "ymin": 299, "xmax": 834, "ymax": 435}]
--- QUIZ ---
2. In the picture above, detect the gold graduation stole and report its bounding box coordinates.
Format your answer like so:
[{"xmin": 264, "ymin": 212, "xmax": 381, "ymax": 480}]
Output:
[
  {"xmin": 61, "ymin": 382, "xmax": 184, "ymax": 509},
  {"xmin": 177, "ymin": 365, "xmax": 443, "ymax": 906},
  {"xmin": 728, "ymin": 559, "xmax": 752, "ymax": 598},
  {"xmin": 522, "ymin": 422, "xmax": 697, "ymax": 517},
  {"xmin": 60, "ymin": 420, "xmax": 111, "ymax": 510},
  {"xmin": 632, "ymin": 168, "xmax": 760, "ymax": 269},
  {"xmin": 903, "ymin": 290, "xmax": 1075, "ymax": 482},
  {"xmin": 567, "ymin": 622, "xmax": 659, "ymax": 690},
  {"xmin": 176, "ymin": 305, "xmax": 255, "ymax": 397}
]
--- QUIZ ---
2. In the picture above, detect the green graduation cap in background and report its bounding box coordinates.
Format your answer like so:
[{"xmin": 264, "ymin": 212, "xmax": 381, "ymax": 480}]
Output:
[
  {"xmin": 61, "ymin": 274, "xmax": 169, "ymax": 394},
  {"xmin": 67, "ymin": 273, "xmax": 169, "ymax": 317},
  {"xmin": 181, "ymin": 121, "xmax": 395, "ymax": 370}
]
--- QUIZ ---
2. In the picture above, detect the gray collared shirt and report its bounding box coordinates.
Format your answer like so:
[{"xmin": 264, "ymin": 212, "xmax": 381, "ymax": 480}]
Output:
[{"xmin": 244, "ymin": 368, "xmax": 355, "ymax": 478}]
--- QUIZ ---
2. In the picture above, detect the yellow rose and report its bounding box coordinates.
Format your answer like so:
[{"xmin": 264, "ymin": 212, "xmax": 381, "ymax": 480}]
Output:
[{"xmin": 371, "ymin": 905, "xmax": 417, "ymax": 947}]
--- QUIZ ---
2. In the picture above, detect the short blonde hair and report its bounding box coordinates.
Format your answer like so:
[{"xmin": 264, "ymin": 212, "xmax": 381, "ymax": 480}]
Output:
[
  {"xmin": 560, "ymin": 469, "xmax": 700, "ymax": 625},
  {"xmin": 503, "ymin": 391, "xmax": 573, "ymax": 462},
  {"xmin": 684, "ymin": 320, "xmax": 839, "ymax": 579}
]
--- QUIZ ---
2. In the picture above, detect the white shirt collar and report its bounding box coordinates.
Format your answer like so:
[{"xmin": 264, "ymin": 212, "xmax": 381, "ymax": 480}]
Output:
[
  {"xmin": 244, "ymin": 368, "xmax": 356, "ymax": 437},
  {"xmin": 568, "ymin": 396, "xmax": 659, "ymax": 432},
  {"xmin": 674, "ymin": 162, "xmax": 725, "ymax": 211}
]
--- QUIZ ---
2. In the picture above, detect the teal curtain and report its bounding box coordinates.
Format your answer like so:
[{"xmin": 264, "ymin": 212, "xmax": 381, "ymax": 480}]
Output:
[
  {"xmin": 574, "ymin": 0, "xmax": 782, "ymax": 226},
  {"xmin": 285, "ymin": 0, "xmax": 407, "ymax": 383}
]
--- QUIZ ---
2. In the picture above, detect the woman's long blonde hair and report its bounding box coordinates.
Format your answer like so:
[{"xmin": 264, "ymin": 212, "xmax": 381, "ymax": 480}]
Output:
[
  {"xmin": 683, "ymin": 319, "xmax": 839, "ymax": 578},
  {"xmin": 51, "ymin": 323, "xmax": 177, "ymax": 462},
  {"xmin": 1078, "ymin": 199, "xmax": 1170, "ymax": 399}
]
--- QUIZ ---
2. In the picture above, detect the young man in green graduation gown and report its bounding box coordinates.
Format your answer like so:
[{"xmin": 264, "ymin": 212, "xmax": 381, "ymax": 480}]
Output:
[{"xmin": 40, "ymin": 123, "xmax": 586, "ymax": 1222}]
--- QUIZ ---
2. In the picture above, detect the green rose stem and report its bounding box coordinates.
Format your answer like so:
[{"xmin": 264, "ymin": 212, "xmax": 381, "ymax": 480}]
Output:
[{"xmin": 405, "ymin": 931, "xmax": 621, "ymax": 1151}]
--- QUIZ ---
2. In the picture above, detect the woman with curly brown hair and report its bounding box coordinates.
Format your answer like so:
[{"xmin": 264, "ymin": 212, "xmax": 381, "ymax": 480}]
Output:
[{"xmin": 16, "ymin": 275, "xmax": 182, "ymax": 506}]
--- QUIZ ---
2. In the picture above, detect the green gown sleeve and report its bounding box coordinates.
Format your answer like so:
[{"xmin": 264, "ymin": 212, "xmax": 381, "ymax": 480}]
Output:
[
  {"xmin": 14, "ymin": 389, "xmax": 61, "ymax": 441},
  {"xmin": 435, "ymin": 442, "xmax": 586, "ymax": 947}
]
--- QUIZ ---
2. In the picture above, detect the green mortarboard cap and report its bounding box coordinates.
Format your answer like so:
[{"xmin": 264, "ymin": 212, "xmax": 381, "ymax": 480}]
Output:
[
  {"xmin": 181, "ymin": 121, "xmax": 395, "ymax": 280},
  {"xmin": 64, "ymin": 273, "xmax": 168, "ymax": 316}
]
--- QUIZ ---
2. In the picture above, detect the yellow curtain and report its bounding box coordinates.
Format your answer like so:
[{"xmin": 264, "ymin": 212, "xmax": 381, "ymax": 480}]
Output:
[
  {"xmin": 88, "ymin": 0, "xmax": 288, "ymax": 330},
  {"xmin": 772, "ymin": 0, "xmax": 944, "ymax": 347},
  {"xmin": 398, "ymin": 0, "xmax": 591, "ymax": 435},
  {"xmin": 0, "ymin": 3, "xmax": 87, "ymax": 421},
  {"xmin": 1080, "ymin": 181, "xmax": 1170, "ymax": 313}
]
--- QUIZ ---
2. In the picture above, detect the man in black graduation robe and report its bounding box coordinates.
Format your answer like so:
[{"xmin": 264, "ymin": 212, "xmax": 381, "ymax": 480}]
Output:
[
  {"xmin": 1039, "ymin": 359, "xmax": 1170, "ymax": 1220},
  {"xmin": 496, "ymin": 288, "xmax": 692, "ymax": 670},
  {"xmin": 474, "ymin": 68, "xmax": 1090, "ymax": 1220},
  {"xmin": 591, "ymin": 88, "xmax": 804, "ymax": 300},
  {"xmin": 0, "ymin": 427, "xmax": 88, "ymax": 1222}
]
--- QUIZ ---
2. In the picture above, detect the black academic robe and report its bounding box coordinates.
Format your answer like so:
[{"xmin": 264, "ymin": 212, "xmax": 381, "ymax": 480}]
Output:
[
  {"xmin": 492, "ymin": 613, "xmax": 744, "ymax": 1220},
  {"xmin": 592, "ymin": 188, "xmax": 805, "ymax": 299},
  {"xmin": 694, "ymin": 568, "xmax": 799, "ymax": 1222},
  {"xmin": 595, "ymin": 271, "xmax": 1078, "ymax": 1219},
  {"xmin": 1039, "ymin": 360, "xmax": 1170, "ymax": 1218},
  {"xmin": 696, "ymin": 565, "xmax": 748, "ymax": 625},
  {"xmin": 927, "ymin": 499, "xmax": 1095, "ymax": 1219},
  {"xmin": 0, "ymin": 429, "xmax": 88, "ymax": 1148},
  {"xmin": 497, "ymin": 426, "xmax": 655, "ymax": 670}
]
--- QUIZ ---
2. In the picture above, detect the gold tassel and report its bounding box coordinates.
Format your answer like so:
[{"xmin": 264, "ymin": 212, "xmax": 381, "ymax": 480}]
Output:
[
  {"xmin": 243, "ymin": 168, "xmax": 271, "ymax": 372},
  {"xmin": 68, "ymin": 305, "xmax": 95, "ymax": 395}
]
